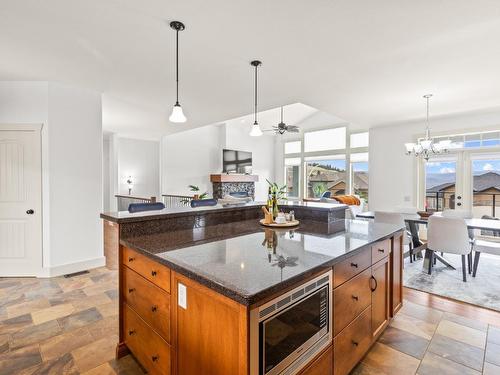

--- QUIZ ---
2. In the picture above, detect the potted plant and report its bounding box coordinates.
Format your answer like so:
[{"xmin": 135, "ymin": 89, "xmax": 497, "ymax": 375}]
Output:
[{"xmin": 266, "ymin": 179, "xmax": 287, "ymax": 218}]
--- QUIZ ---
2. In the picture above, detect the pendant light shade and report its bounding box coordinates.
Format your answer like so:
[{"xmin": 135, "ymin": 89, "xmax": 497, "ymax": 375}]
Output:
[
  {"xmin": 249, "ymin": 60, "xmax": 263, "ymax": 137},
  {"xmin": 169, "ymin": 102, "xmax": 186, "ymax": 123},
  {"xmin": 169, "ymin": 21, "xmax": 187, "ymax": 123}
]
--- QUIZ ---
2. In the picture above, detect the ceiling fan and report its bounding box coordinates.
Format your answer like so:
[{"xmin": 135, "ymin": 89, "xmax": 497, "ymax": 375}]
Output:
[{"xmin": 265, "ymin": 106, "xmax": 300, "ymax": 135}]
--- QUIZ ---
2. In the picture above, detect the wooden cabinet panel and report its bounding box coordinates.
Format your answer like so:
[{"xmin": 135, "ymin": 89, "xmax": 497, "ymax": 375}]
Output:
[
  {"xmin": 371, "ymin": 238, "xmax": 391, "ymax": 264},
  {"xmin": 333, "ymin": 268, "xmax": 371, "ymax": 336},
  {"xmin": 371, "ymin": 257, "xmax": 390, "ymax": 339},
  {"xmin": 298, "ymin": 345, "xmax": 333, "ymax": 375},
  {"xmin": 391, "ymin": 234, "xmax": 403, "ymax": 316},
  {"xmin": 333, "ymin": 247, "xmax": 371, "ymax": 287},
  {"xmin": 173, "ymin": 272, "xmax": 248, "ymax": 375},
  {"xmin": 122, "ymin": 246, "xmax": 170, "ymax": 293},
  {"xmin": 334, "ymin": 307, "xmax": 372, "ymax": 375},
  {"xmin": 122, "ymin": 266, "xmax": 170, "ymax": 342},
  {"xmin": 123, "ymin": 304, "xmax": 171, "ymax": 375}
]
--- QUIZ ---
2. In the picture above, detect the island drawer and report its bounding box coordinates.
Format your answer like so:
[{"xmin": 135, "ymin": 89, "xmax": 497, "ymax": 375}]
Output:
[
  {"xmin": 333, "ymin": 306, "xmax": 371, "ymax": 375},
  {"xmin": 333, "ymin": 268, "xmax": 371, "ymax": 336},
  {"xmin": 371, "ymin": 238, "xmax": 391, "ymax": 264},
  {"xmin": 298, "ymin": 344, "xmax": 333, "ymax": 375},
  {"xmin": 123, "ymin": 266, "xmax": 170, "ymax": 342},
  {"xmin": 122, "ymin": 246, "xmax": 171, "ymax": 293},
  {"xmin": 124, "ymin": 303, "xmax": 171, "ymax": 375},
  {"xmin": 333, "ymin": 247, "xmax": 371, "ymax": 287}
]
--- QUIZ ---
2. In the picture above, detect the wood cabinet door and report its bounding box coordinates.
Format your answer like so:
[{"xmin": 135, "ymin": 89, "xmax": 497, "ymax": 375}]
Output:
[
  {"xmin": 390, "ymin": 234, "xmax": 403, "ymax": 316},
  {"xmin": 371, "ymin": 256, "xmax": 390, "ymax": 339},
  {"xmin": 298, "ymin": 345, "xmax": 332, "ymax": 375}
]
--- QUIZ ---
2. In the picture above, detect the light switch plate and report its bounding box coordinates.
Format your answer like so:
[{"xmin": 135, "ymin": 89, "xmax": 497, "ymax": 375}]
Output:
[{"xmin": 178, "ymin": 283, "xmax": 187, "ymax": 309}]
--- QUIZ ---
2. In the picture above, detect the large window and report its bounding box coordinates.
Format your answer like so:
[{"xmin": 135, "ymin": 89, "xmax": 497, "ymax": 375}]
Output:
[
  {"xmin": 351, "ymin": 153, "xmax": 369, "ymax": 201},
  {"xmin": 283, "ymin": 126, "xmax": 368, "ymax": 202},
  {"xmin": 284, "ymin": 141, "xmax": 301, "ymax": 154},
  {"xmin": 304, "ymin": 127, "xmax": 346, "ymax": 152},
  {"xmin": 284, "ymin": 158, "xmax": 301, "ymax": 198},
  {"xmin": 424, "ymin": 158, "xmax": 457, "ymax": 211},
  {"xmin": 305, "ymin": 155, "xmax": 346, "ymax": 198}
]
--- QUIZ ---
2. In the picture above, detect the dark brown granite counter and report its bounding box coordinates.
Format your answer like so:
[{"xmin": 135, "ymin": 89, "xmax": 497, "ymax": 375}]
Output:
[
  {"xmin": 121, "ymin": 219, "xmax": 403, "ymax": 305},
  {"xmin": 100, "ymin": 200, "xmax": 347, "ymax": 224}
]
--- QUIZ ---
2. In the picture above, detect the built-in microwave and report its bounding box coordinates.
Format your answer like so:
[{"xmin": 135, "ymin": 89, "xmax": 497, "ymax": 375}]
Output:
[{"xmin": 250, "ymin": 270, "xmax": 333, "ymax": 375}]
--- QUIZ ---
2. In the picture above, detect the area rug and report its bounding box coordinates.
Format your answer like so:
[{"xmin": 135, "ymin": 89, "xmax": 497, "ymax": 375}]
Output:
[{"xmin": 403, "ymin": 252, "xmax": 500, "ymax": 312}]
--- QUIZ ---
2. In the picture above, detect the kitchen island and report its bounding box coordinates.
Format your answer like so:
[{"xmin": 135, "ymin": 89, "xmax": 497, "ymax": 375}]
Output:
[{"xmin": 101, "ymin": 203, "xmax": 403, "ymax": 375}]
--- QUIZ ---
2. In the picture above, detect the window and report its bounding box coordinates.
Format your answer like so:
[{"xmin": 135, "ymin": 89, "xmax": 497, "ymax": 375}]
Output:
[
  {"xmin": 305, "ymin": 155, "xmax": 346, "ymax": 198},
  {"xmin": 351, "ymin": 153, "xmax": 368, "ymax": 201},
  {"xmin": 284, "ymin": 158, "xmax": 301, "ymax": 198},
  {"xmin": 304, "ymin": 127, "xmax": 346, "ymax": 152},
  {"xmin": 284, "ymin": 141, "xmax": 301, "ymax": 154},
  {"xmin": 424, "ymin": 158, "xmax": 457, "ymax": 211},
  {"xmin": 350, "ymin": 132, "xmax": 369, "ymax": 148}
]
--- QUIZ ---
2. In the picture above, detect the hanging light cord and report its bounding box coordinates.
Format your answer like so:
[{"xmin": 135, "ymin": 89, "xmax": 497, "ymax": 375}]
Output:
[
  {"xmin": 254, "ymin": 64, "xmax": 258, "ymax": 125},
  {"xmin": 175, "ymin": 28, "xmax": 179, "ymax": 104},
  {"xmin": 281, "ymin": 106, "xmax": 283, "ymax": 123}
]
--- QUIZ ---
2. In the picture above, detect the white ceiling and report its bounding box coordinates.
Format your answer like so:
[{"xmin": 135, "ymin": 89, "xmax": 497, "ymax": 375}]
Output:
[{"xmin": 2, "ymin": 0, "xmax": 500, "ymax": 140}]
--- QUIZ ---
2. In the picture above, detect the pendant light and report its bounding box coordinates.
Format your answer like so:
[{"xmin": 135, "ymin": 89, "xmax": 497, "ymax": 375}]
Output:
[
  {"xmin": 405, "ymin": 94, "xmax": 450, "ymax": 160},
  {"xmin": 249, "ymin": 60, "xmax": 263, "ymax": 137},
  {"xmin": 169, "ymin": 21, "xmax": 187, "ymax": 123}
]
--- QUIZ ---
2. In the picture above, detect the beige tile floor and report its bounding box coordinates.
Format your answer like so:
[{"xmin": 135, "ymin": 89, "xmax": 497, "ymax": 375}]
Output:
[{"xmin": 1, "ymin": 267, "xmax": 500, "ymax": 374}]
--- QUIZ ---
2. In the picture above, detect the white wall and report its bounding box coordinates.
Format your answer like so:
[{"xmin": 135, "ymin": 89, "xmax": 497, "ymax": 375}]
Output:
[
  {"xmin": 117, "ymin": 137, "xmax": 160, "ymax": 198},
  {"xmin": 161, "ymin": 124, "xmax": 225, "ymax": 196},
  {"xmin": 369, "ymin": 109, "xmax": 500, "ymax": 211},
  {"xmin": 161, "ymin": 122, "xmax": 275, "ymax": 201},
  {"xmin": 225, "ymin": 123, "xmax": 275, "ymax": 201},
  {"xmin": 103, "ymin": 138, "xmax": 110, "ymax": 211},
  {"xmin": 0, "ymin": 81, "xmax": 103, "ymax": 276}
]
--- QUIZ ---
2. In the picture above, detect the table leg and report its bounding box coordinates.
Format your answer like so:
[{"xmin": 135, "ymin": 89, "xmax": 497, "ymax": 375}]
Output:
[{"xmin": 423, "ymin": 249, "xmax": 433, "ymax": 274}]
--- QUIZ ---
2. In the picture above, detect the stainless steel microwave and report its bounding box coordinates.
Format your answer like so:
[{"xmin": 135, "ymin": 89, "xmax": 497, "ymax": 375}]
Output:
[{"xmin": 250, "ymin": 270, "xmax": 333, "ymax": 375}]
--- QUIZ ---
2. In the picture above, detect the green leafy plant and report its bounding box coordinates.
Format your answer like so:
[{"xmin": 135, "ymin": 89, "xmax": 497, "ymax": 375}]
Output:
[
  {"xmin": 187, "ymin": 185, "xmax": 208, "ymax": 200},
  {"xmin": 312, "ymin": 182, "xmax": 328, "ymax": 198},
  {"xmin": 266, "ymin": 179, "xmax": 288, "ymax": 200}
]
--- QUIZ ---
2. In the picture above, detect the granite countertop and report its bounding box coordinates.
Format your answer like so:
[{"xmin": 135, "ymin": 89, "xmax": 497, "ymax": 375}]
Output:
[
  {"xmin": 101, "ymin": 200, "xmax": 347, "ymax": 224},
  {"xmin": 121, "ymin": 219, "xmax": 403, "ymax": 305}
]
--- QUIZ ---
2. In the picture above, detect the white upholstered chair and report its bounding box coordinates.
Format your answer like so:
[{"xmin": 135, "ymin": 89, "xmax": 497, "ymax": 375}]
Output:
[
  {"xmin": 374, "ymin": 211, "xmax": 413, "ymax": 262},
  {"xmin": 472, "ymin": 239, "xmax": 500, "ymax": 277},
  {"xmin": 427, "ymin": 215, "xmax": 473, "ymax": 282}
]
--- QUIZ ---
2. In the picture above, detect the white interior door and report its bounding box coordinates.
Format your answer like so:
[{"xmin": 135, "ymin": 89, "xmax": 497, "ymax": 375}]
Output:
[{"xmin": 0, "ymin": 126, "xmax": 42, "ymax": 276}]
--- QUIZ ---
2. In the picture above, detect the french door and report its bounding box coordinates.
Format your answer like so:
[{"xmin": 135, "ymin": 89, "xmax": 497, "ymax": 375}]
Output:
[
  {"xmin": 419, "ymin": 149, "xmax": 500, "ymax": 219},
  {"xmin": 0, "ymin": 125, "xmax": 43, "ymax": 276}
]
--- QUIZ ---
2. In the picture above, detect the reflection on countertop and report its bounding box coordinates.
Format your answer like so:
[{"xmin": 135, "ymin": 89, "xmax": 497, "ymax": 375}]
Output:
[{"xmin": 121, "ymin": 219, "xmax": 403, "ymax": 305}]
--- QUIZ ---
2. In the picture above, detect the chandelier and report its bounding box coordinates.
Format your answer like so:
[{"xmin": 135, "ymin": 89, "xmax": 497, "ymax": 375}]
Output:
[{"xmin": 405, "ymin": 94, "xmax": 451, "ymax": 161}]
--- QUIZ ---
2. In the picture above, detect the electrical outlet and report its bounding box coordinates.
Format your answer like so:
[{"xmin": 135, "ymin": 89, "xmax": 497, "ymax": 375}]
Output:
[
  {"xmin": 178, "ymin": 283, "xmax": 187, "ymax": 309},
  {"xmin": 404, "ymin": 196, "xmax": 411, "ymax": 202}
]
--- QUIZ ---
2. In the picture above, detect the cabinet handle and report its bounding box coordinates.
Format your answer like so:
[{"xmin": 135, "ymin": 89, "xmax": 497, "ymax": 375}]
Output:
[
  {"xmin": 350, "ymin": 262, "xmax": 358, "ymax": 268},
  {"xmin": 151, "ymin": 305, "xmax": 158, "ymax": 312},
  {"xmin": 351, "ymin": 295, "xmax": 359, "ymax": 301},
  {"xmin": 151, "ymin": 355, "xmax": 159, "ymax": 362},
  {"xmin": 378, "ymin": 248, "xmax": 385, "ymax": 253},
  {"xmin": 352, "ymin": 340, "xmax": 359, "ymax": 347},
  {"xmin": 370, "ymin": 275, "xmax": 378, "ymax": 292},
  {"xmin": 151, "ymin": 270, "xmax": 157, "ymax": 277},
  {"xmin": 128, "ymin": 257, "xmax": 135, "ymax": 262},
  {"xmin": 128, "ymin": 288, "xmax": 135, "ymax": 293},
  {"xmin": 128, "ymin": 329, "xmax": 136, "ymax": 336}
]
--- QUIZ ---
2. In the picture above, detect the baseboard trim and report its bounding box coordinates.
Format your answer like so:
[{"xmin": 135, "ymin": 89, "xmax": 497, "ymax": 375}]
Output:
[{"xmin": 39, "ymin": 256, "xmax": 106, "ymax": 278}]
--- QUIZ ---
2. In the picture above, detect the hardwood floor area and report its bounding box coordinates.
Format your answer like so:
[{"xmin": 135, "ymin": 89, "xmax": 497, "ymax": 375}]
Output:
[{"xmin": 1, "ymin": 271, "xmax": 500, "ymax": 374}]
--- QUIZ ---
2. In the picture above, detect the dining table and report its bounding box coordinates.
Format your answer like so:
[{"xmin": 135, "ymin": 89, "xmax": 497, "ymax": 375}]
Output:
[{"xmin": 356, "ymin": 211, "xmax": 500, "ymax": 273}]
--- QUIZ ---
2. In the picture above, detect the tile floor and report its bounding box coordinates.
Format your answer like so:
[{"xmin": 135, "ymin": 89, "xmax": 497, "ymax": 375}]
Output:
[{"xmin": 1, "ymin": 267, "xmax": 500, "ymax": 374}]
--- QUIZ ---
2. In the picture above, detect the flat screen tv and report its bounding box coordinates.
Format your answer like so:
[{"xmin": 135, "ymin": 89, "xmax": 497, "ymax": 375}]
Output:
[{"xmin": 222, "ymin": 149, "xmax": 252, "ymax": 174}]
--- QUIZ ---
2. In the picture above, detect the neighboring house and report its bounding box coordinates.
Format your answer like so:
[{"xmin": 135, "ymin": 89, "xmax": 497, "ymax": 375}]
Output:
[
  {"xmin": 307, "ymin": 166, "xmax": 368, "ymax": 199},
  {"xmin": 426, "ymin": 172, "xmax": 500, "ymax": 211}
]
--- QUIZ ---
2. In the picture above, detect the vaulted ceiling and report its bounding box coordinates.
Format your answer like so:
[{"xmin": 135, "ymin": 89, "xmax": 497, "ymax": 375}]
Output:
[{"xmin": 2, "ymin": 0, "xmax": 500, "ymax": 139}]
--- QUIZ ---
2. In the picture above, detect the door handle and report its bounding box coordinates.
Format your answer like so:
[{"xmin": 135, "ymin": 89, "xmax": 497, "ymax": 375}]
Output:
[{"xmin": 26, "ymin": 209, "xmax": 35, "ymax": 215}]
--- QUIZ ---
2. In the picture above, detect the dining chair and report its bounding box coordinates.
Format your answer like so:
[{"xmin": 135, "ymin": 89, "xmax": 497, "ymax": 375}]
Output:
[
  {"xmin": 472, "ymin": 239, "xmax": 500, "ymax": 277},
  {"xmin": 441, "ymin": 209, "xmax": 474, "ymax": 272},
  {"xmin": 427, "ymin": 215, "xmax": 473, "ymax": 282},
  {"xmin": 374, "ymin": 211, "xmax": 414, "ymax": 262}
]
